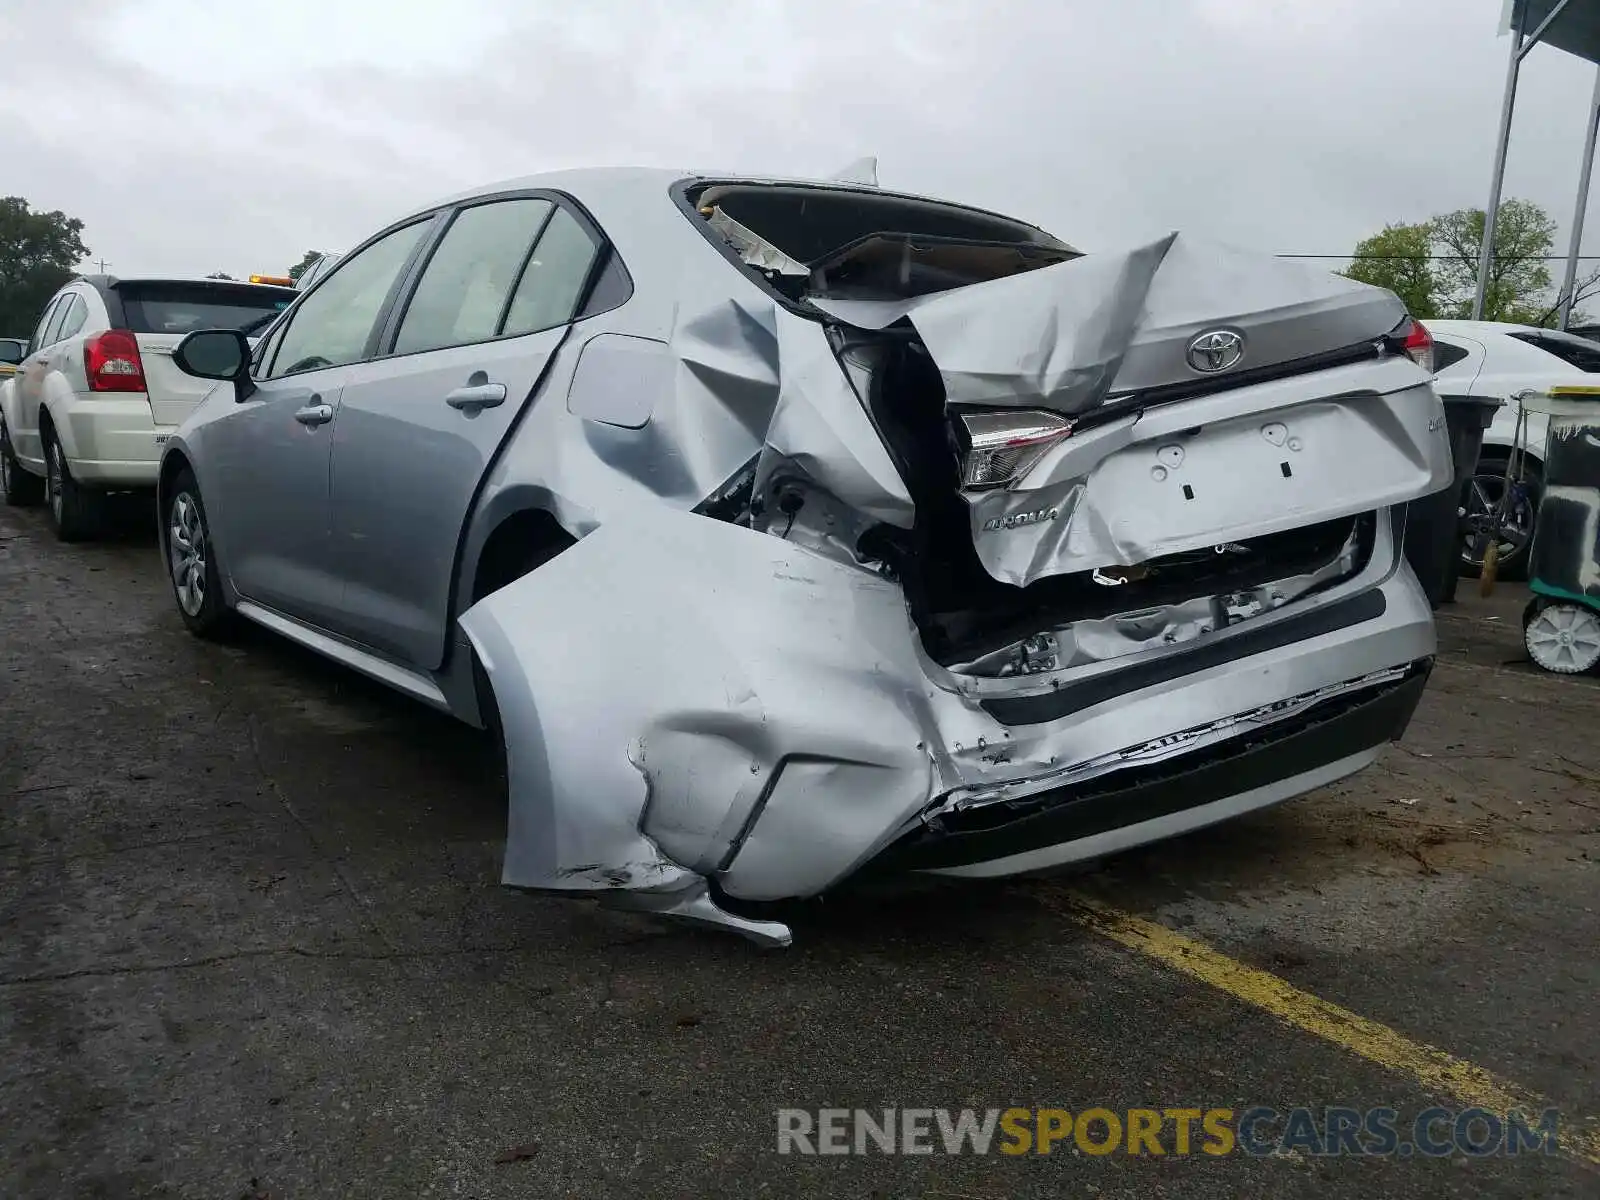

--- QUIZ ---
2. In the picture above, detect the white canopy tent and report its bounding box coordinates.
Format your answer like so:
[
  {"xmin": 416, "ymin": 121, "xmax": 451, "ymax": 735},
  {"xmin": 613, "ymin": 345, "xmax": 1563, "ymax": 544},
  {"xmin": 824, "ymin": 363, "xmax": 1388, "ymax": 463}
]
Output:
[{"xmin": 1477, "ymin": 0, "xmax": 1600, "ymax": 325}]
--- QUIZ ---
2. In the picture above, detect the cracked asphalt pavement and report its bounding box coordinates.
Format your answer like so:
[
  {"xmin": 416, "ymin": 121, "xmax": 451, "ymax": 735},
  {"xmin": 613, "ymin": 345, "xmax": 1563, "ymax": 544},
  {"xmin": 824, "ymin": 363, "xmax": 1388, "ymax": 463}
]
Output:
[{"xmin": 2, "ymin": 497, "xmax": 1597, "ymax": 1198}]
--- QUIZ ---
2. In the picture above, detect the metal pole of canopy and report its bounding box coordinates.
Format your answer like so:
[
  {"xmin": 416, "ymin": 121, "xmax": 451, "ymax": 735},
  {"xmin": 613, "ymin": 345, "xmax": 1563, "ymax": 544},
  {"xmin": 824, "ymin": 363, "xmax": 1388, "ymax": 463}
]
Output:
[
  {"xmin": 1516, "ymin": 0, "xmax": 1575, "ymax": 60},
  {"xmin": 1473, "ymin": 2, "xmax": 1531, "ymax": 320},
  {"xmin": 1559, "ymin": 65, "xmax": 1600, "ymax": 329}
]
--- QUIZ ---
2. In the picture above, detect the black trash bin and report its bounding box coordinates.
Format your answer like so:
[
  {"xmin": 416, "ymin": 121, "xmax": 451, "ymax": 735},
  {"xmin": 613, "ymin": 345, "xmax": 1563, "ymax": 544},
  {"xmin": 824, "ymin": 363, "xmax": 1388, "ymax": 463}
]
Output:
[{"xmin": 1402, "ymin": 394, "xmax": 1502, "ymax": 608}]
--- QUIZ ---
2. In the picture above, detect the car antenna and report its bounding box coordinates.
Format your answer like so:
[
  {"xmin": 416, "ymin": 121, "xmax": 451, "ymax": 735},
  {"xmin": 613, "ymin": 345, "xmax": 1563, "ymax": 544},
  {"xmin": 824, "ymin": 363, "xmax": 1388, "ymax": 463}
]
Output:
[{"xmin": 827, "ymin": 156, "xmax": 878, "ymax": 187}]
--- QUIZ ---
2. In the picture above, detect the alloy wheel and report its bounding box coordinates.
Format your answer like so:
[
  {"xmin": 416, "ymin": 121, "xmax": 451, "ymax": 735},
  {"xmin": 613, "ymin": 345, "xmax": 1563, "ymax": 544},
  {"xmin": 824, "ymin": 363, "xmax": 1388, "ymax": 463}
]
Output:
[
  {"xmin": 1460, "ymin": 470, "xmax": 1533, "ymax": 569},
  {"xmin": 168, "ymin": 491, "xmax": 208, "ymax": 617},
  {"xmin": 47, "ymin": 441, "xmax": 64, "ymax": 523}
]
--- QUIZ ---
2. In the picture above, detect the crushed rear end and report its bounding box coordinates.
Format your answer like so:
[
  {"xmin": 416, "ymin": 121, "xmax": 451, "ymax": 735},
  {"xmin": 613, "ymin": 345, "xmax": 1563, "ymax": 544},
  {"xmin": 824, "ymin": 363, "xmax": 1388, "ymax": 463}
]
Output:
[{"xmin": 459, "ymin": 179, "xmax": 1451, "ymax": 946}]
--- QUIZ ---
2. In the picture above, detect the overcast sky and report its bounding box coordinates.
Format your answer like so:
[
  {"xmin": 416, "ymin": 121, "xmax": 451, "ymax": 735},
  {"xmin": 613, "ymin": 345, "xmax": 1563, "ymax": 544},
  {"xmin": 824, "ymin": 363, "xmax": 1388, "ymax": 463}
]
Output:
[{"xmin": 3, "ymin": 0, "xmax": 1599, "ymax": 280}]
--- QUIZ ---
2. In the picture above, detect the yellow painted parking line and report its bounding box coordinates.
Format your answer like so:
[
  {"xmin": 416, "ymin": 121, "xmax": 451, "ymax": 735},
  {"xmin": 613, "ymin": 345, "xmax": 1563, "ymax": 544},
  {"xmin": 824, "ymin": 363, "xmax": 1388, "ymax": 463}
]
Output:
[{"xmin": 1049, "ymin": 890, "xmax": 1600, "ymax": 1166}]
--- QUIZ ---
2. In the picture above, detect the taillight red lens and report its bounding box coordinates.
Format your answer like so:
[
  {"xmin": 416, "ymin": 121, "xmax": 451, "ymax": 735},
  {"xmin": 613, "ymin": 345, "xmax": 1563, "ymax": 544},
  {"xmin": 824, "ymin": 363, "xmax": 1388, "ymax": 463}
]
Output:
[
  {"xmin": 1404, "ymin": 320, "xmax": 1434, "ymax": 374},
  {"xmin": 83, "ymin": 329, "xmax": 146, "ymax": 393}
]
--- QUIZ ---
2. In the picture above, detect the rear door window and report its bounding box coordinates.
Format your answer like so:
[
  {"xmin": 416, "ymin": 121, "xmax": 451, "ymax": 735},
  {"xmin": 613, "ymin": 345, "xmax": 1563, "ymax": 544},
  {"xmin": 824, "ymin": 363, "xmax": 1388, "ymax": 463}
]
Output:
[
  {"xmin": 391, "ymin": 198, "xmax": 555, "ymax": 355},
  {"xmin": 55, "ymin": 294, "xmax": 89, "ymax": 342},
  {"xmin": 40, "ymin": 295, "xmax": 73, "ymax": 347},
  {"xmin": 501, "ymin": 206, "xmax": 601, "ymax": 337},
  {"xmin": 118, "ymin": 282, "xmax": 296, "ymax": 336}
]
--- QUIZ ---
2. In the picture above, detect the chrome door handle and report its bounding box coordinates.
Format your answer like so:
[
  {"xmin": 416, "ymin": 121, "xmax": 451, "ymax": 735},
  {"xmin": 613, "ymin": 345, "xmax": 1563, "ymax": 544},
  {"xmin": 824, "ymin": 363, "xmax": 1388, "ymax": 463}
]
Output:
[
  {"xmin": 293, "ymin": 403, "xmax": 334, "ymax": 426},
  {"xmin": 445, "ymin": 382, "xmax": 507, "ymax": 411}
]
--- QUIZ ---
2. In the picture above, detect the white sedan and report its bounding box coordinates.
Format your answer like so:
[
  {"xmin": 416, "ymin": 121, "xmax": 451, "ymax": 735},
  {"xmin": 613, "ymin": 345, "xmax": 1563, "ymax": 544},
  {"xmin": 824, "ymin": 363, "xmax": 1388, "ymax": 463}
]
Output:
[{"xmin": 1429, "ymin": 319, "xmax": 1600, "ymax": 579}]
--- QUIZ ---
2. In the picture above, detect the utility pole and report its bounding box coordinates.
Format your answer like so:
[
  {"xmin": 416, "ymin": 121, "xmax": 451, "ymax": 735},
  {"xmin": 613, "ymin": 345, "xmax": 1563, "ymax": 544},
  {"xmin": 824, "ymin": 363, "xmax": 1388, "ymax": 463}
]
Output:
[{"xmin": 93, "ymin": 258, "xmax": 110, "ymax": 273}]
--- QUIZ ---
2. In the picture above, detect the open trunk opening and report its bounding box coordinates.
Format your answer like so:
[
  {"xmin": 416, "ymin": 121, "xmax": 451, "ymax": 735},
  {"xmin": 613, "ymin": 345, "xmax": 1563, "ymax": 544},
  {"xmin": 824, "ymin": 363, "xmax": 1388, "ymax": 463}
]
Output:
[
  {"xmin": 683, "ymin": 180, "xmax": 1078, "ymax": 305},
  {"xmin": 847, "ymin": 330, "xmax": 1374, "ymax": 669}
]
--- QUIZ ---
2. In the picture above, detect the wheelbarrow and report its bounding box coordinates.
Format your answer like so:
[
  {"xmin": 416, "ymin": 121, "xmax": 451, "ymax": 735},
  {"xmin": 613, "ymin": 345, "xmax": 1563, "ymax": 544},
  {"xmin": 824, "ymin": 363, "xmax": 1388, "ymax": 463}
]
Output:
[{"xmin": 1518, "ymin": 386, "xmax": 1600, "ymax": 675}]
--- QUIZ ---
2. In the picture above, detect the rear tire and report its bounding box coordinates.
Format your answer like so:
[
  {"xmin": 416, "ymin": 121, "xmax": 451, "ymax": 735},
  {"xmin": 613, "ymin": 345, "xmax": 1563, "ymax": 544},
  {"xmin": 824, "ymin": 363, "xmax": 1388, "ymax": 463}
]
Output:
[
  {"xmin": 165, "ymin": 468, "xmax": 234, "ymax": 640},
  {"xmin": 1, "ymin": 415, "xmax": 43, "ymax": 507},
  {"xmin": 43, "ymin": 429, "xmax": 103, "ymax": 542}
]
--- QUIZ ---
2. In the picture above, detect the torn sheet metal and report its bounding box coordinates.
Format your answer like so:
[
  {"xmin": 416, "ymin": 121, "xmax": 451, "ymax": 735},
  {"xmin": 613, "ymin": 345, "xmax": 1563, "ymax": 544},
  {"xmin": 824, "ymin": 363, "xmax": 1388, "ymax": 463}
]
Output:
[
  {"xmin": 754, "ymin": 313, "xmax": 915, "ymax": 530},
  {"xmin": 705, "ymin": 207, "xmax": 810, "ymax": 276},
  {"xmin": 812, "ymin": 235, "xmax": 1171, "ymax": 412},
  {"xmin": 948, "ymin": 521, "xmax": 1364, "ymax": 678},
  {"xmin": 812, "ymin": 232, "xmax": 1408, "ymax": 412}
]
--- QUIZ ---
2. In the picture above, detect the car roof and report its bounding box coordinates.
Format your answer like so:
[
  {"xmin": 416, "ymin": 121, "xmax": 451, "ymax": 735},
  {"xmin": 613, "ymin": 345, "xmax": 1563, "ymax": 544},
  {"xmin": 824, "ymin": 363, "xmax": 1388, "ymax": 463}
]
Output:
[
  {"xmin": 1425, "ymin": 319, "xmax": 1540, "ymax": 337},
  {"xmin": 396, "ymin": 165, "xmax": 1063, "ymax": 244},
  {"xmin": 73, "ymin": 274, "xmax": 298, "ymax": 291}
]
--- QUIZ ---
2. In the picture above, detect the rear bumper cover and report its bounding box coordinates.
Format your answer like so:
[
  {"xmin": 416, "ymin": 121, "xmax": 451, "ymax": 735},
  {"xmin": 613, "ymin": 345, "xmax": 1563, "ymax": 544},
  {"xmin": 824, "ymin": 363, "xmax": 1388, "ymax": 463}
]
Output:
[
  {"xmin": 865, "ymin": 661, "xmax": 1429, "ymax": 878},
  {"xmin": 458, "ymin": 506, "xmax": 1435, "ymax": 942},
  {"xmin": 51, "ymin": 396, "xmax": 165, "ymax": 486}
]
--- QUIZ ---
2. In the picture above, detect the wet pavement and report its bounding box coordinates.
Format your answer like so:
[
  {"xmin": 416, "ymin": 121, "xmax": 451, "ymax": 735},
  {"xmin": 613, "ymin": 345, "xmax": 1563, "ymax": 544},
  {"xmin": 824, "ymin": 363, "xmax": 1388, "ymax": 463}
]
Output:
[{"xmin": 1, "ymin": 498, "xmax": 1596, "ymax": 1198}]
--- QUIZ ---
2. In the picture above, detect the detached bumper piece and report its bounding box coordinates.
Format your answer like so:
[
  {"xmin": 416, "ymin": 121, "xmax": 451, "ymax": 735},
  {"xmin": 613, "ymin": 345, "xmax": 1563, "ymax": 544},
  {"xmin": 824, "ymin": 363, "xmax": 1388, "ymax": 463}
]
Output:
[{"xmin": 865, "ymin": 660, "xmax": 1432, "ymax": 876}]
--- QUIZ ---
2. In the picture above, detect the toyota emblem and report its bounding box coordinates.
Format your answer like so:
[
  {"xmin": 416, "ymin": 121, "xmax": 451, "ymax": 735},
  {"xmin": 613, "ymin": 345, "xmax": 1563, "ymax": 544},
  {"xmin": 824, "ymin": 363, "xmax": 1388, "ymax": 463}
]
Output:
[{"xmin": 1186, "ymin": 329, "xmax": 1245, "ymax": 374}]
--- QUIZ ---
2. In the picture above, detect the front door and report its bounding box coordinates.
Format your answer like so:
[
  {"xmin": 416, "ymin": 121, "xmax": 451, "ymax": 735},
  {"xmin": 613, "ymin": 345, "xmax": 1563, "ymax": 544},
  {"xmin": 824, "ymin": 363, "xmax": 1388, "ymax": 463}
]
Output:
[
  {"xmin": 204, "ymin": 215, "xmax": 437, "ymax": 626},
  {"xmin": 324, "ymin": 196, "xmax": 604, "ymax": 669},
  {"xmin": 205, "ymin": 368, "xmax": 349, "ymax": 625}
]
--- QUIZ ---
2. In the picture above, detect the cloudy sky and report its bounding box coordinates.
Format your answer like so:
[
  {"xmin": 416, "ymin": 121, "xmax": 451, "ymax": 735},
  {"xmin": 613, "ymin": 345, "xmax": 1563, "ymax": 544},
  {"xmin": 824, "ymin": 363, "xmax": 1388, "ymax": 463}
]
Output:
[{"xmin": 3, "ymin": 0, "xmax": 1599, "ymax": 280}]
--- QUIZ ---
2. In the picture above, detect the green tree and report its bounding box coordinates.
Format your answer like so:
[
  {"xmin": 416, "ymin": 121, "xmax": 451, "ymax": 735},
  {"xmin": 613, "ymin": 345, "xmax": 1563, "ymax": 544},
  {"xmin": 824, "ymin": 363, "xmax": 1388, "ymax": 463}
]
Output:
[
  {"xmin": 1430, "ymin": 199, "xmax": 1556, "ymax": 323},
  {"xmin": 287, "ymin": 250, "xmax": 323, "ymax": 282},
  {"xmin": 1341, "ymin": 199, "xmax": 1575, "ymax": 325},
  {"xmin": 0, "ymin": 197, "xmax": 90, "ymax": 336},
  {"xmin": 1343, "ymin": 222, "xmax": 1437, "ymax": 319}
]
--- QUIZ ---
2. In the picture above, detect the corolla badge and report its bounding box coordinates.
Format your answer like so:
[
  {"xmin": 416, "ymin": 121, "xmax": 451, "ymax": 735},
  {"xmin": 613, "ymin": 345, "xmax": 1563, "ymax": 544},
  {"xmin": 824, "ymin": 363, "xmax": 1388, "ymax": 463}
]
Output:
[
  {"xmin": 982, "ymin": 506, "xmax": 1059, "ymax": 533},
  {"xmin": 1186, "ymin": 328, "xmax": 1245, "ymax": 373}
]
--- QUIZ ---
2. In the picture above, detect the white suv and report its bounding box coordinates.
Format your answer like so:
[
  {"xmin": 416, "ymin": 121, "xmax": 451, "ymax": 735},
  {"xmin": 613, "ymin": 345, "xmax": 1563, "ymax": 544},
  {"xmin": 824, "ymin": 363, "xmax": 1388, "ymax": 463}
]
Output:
[
  {"xmin": 0, "ymin": 275, "xmax": 296, "ymax": 540},
  {"xmin": 1430, "ymin": 319, "xmax": 1600, "ymax": 579}
]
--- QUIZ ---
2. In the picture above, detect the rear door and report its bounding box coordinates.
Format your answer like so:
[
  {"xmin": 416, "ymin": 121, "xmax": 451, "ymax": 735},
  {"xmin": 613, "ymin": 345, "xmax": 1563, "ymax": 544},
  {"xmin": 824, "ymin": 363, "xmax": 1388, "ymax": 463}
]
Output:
[
  {"xmin": 205, "ymin": 219, "xmax": 436, "ymax": 627},
  {"xmin": 115, "ymin": 281, "xmax": 296, "ymax": 426},
  {"xmin": 12, "ymin": 293, "xmax": 73, "ymax": 464},
  {"xmin": 324, "ymin": 194, "xmax": 606, "ymax": 669}
]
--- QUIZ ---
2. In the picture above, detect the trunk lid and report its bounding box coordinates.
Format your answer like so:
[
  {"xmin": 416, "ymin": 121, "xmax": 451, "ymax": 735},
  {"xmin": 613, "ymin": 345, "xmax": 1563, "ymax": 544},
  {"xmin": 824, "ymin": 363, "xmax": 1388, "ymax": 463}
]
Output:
[
  {"xmin": 813, "ymin": 233, "xmax": 1451, "ymax": 589},
  {"xmin": 112, "ymin": 280, "xmax": 295, "ymax": 426}
]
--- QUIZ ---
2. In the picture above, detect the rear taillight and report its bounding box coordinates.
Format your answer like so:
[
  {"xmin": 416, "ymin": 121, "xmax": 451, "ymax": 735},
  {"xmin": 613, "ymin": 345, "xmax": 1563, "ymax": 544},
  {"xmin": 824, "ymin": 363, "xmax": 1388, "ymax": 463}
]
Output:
[
  {"xmin": 1385, "ymin": 317, "xmax": 1434, "ymax": 375},
  {"xmin": 83, "ymin": 329, "xmax": 146, "ymax": 393},
  {"xmin": 954, "ymin": 409, "xmax": 1075, "ymax": 490}
]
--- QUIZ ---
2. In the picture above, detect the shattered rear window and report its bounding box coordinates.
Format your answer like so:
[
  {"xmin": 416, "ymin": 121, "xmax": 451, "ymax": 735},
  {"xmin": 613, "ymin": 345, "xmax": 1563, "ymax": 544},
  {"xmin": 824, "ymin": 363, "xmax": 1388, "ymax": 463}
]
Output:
[{"xmin": 684, "ymin": 181, "xmax": 1077, "ymax": 304}]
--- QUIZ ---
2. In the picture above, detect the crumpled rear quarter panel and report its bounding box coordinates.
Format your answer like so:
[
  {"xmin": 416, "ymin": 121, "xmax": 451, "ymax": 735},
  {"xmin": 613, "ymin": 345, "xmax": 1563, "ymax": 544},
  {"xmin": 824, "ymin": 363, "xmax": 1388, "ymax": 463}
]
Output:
[{"xmin": 457, "ymin": 509, "xmax": 938, "ymax": 898}]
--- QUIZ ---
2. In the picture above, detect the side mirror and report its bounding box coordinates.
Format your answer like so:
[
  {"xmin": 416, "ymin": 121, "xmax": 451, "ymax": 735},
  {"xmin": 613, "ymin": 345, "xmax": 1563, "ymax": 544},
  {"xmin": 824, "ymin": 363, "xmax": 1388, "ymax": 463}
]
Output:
[
  {"xmin": 172, "ymin": 329, "xmax": 255, "ymax": 402},
  {"xmin": 0, "ymin": 340, "xmax": 24, "ymax": 366}
]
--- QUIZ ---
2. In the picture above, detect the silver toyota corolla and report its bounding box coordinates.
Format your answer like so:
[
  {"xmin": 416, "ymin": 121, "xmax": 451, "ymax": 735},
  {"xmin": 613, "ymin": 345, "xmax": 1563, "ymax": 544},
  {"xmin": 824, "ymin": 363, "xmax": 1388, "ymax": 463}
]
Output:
[{"xmin": 158, "ymin": 167, "xmax": 1452, "ymax": 946}]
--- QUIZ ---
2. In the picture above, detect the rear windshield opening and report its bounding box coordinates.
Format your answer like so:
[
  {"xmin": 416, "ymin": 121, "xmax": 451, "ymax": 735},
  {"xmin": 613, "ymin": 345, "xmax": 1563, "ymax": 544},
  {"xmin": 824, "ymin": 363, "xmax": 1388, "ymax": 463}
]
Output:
[
  {"xmin": 684, "ymin": 181, "xmax": 1079, "ymax": 304},
  {"xmin": 116, "ymin": 282, "xmax": 297, "ymax": 335}
]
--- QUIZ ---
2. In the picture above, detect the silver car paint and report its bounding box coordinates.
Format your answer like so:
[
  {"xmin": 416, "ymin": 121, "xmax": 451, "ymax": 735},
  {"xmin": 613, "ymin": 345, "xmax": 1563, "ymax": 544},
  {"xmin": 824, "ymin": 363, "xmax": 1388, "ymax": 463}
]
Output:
[
  {"xmin": 458, "ymin": 500, "xmax": 1433, "ymax": 908},
  {"xmin": 163, "ymin": 167, "xmax": 1450, "ymax": 946}
]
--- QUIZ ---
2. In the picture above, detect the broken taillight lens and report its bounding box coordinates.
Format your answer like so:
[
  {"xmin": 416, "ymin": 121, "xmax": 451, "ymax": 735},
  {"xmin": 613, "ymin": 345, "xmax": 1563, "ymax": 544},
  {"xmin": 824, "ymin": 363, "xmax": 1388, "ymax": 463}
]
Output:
[
  {"xmin": 955, "ymin": 409, "xmax": 1075, "ymax": 490},
  {"xmin": 1384, "ymin": 317, "xmax": 1434, "ymax": 375}
]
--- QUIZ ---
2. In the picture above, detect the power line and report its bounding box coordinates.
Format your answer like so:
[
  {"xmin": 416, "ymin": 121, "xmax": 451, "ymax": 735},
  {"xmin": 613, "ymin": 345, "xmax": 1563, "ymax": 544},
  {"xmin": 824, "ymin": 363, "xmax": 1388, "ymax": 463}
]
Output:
[{"xmin": 1278, "ymin": 253, "xmax": 1600, "ymax": 260}]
